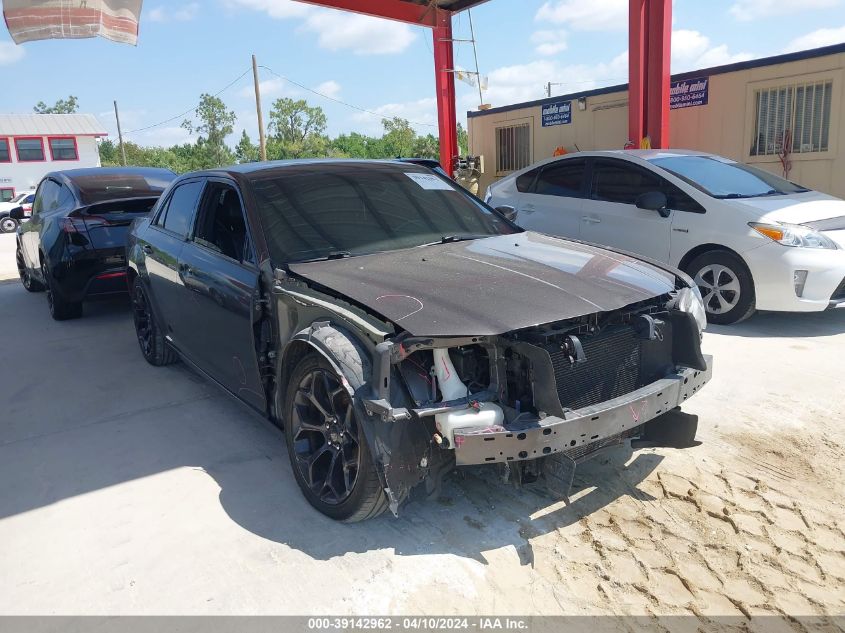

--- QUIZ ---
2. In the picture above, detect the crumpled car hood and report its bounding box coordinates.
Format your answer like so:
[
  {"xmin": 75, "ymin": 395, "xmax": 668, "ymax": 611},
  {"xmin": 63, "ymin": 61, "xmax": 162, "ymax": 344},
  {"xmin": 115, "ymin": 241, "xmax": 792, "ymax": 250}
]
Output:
[{"xmin": 288, "ymin": 231, "xmax": 677, "ymax": 337}]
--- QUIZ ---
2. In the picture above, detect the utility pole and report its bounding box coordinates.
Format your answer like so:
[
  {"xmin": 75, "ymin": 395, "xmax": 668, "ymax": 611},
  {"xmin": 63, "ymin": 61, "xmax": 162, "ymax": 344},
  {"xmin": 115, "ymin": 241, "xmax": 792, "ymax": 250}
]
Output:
[
  {"xmin": 113, "ymin": 100, "xmax": 127, "ymax": 166},
  {"xmin": 547, "ymin": 82, "xmax": 551, "ymax": 98},
  {"xmin": 252, "ymin": 54, "xmax": 267, "ymax": 162}
]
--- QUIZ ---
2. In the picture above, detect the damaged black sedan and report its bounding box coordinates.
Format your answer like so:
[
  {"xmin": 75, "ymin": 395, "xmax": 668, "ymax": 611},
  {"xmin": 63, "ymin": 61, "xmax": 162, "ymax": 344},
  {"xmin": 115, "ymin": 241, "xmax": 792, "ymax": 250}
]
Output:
[{"xmin": 127, "ymin": 160, "xmax": 712, "ymax": 522}]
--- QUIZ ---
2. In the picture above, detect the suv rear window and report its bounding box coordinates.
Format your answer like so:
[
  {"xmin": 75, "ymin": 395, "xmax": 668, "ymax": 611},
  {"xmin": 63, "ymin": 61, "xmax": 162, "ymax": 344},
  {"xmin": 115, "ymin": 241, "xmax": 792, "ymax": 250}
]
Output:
[{"xmin": 73, "ymin": 171, "xmax": 176, "ymax": 204}]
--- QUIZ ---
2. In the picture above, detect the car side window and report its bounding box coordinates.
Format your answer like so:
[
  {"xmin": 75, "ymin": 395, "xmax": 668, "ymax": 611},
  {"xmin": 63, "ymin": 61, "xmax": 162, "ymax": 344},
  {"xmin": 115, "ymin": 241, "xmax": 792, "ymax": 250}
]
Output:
[
  {"xmin": 535, "ymin": 160, "xmax": 586, "ymax": 197},
  {"xmin": 158, "ymin": 181, "xmax": 204, "ymax": 238},
  {"xmin": 515, "ymin": 168, "xmax": 541, "ymax": 193},
  {"xmin": 193, "ymin": 182, "xmax": 254, "ymax": 264},
  {"xmin": 32, "ymin": 180, "xmax": 71, "ymax": 215},
  {"xmin": 591, "ymin": 161, "xmax": 664, "ymax": 205},
  {"xmin": 661, "ymin": 181, "xmax": 706, "ymax": 213}
]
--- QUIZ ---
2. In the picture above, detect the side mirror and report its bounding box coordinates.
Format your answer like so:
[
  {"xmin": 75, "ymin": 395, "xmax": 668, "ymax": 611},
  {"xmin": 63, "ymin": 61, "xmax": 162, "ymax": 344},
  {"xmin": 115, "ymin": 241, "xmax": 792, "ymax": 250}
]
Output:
[
  {"xmin": 9, "ymin": 207, "xmax": 25, "ymax": 220},
  {"xmin": 635, "ymin": 191, "xmax": 670, "ymax": 217},
  {"xmin": 496, "ymin": 205, "xmax": 518, "ymax": 222}
]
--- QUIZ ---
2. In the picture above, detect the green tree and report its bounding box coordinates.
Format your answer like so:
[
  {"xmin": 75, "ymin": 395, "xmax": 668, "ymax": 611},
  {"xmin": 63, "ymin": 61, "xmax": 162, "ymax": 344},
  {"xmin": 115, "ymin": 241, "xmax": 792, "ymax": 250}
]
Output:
[
  {"xmin": 380, "ymin": 117, "xmax": 416, "ymax": 158},
  {"xmin": 235, "ymin": 130, "xmax": 260, "ymax": 163},
  {"xmin": 412, "ymin": 134, "xmax": 440, "ymax": 160},
  {"xmin": 34, "ymin": 96, "xmax": 79, "ymax": 114},
  {"xmin": 267, "ymin": 98, "xmax": 328, "ymax": 158},
  {"xmin": 181, "ymin": 93, "xmax": 236, "ymax": 168},
  {"xmin": 457, "ymin": 122, "xmax": 469, "ymax": 156}
]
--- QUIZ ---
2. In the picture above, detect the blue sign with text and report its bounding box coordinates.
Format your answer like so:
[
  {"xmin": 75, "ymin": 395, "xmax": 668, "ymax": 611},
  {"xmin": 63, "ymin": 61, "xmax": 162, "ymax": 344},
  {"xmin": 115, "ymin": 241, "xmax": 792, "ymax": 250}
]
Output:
[
  {"xmin": 541, "ymin": 100, "xmax": 572, "ymax": 126},
  {"xmin": 670, "ymin": 77, "xmax": 709, "ymax": 110}
]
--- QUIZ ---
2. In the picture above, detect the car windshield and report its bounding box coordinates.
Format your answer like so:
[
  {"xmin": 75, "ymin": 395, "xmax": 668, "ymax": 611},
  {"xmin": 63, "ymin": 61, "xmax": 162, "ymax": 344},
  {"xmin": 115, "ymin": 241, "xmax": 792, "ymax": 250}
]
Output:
[
  {"xmin": 73, "ymin": 170, "xmax": 176, "ymax": 205},
  {"xmin": 648, "ymin": 155, "xmax": 810, "ymax": 199},
  {"xmin": 10, "ymin": 193, "xmax": 27, "ymax": 203},
  {"xmin": 249, "ymin": 162, "xmax": 518, "ymax": 264}
]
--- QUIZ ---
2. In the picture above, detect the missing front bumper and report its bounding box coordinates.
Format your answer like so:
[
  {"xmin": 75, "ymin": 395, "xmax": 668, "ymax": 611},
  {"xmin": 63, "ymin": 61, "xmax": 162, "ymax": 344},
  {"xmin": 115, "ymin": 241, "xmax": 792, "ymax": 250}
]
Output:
[{"xmin": 452, "ymin": 356, "xmax": 712, "ymax": 466}]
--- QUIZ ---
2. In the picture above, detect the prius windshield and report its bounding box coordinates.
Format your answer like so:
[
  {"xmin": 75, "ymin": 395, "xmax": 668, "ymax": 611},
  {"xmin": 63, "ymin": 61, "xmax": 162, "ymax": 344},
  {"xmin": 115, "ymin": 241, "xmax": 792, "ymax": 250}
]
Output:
[
  {"xmin": 249, "ymin": 162, "xmax": 518, "ymax": 264},
  {"xmin": 648, "ymin": 155, "xmax": 810, "ymax": 199}
]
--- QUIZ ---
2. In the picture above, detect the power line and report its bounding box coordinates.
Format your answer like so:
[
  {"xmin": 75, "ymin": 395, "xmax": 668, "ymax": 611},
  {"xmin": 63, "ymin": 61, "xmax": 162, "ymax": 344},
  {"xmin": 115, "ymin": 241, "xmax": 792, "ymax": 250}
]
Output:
[
  {"xmin": 125, "ymin": 68, "xmax": 253, "ymax": 135},
  {"xmin": 259, "ymin": 64, "xmax": 438, "ymax": 129}
]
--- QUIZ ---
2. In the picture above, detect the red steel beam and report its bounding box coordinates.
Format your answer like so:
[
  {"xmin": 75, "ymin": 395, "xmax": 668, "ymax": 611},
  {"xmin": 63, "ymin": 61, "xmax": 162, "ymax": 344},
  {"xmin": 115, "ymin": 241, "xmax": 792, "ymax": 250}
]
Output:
[
  {"xmin": 628, "ymin": 0, "xmax": 646, "ymax": 147},
  {"xmin": 645, "ymin": 0, "xmax": 672, "ymax": 148},
  {"xmin": 293, "ymin": 0, "xmax": 439, "ymax": 26},
  {"xmin": 433, "ymin": 9, "xmax": 458, "ymax": 175}
]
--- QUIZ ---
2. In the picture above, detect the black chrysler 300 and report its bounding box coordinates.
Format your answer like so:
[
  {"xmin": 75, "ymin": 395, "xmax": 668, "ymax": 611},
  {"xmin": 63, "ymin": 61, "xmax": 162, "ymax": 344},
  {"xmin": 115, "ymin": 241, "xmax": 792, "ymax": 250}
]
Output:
[{"xmin": 127, "ymin": 160, "xmax": 712, "ymax": 522}]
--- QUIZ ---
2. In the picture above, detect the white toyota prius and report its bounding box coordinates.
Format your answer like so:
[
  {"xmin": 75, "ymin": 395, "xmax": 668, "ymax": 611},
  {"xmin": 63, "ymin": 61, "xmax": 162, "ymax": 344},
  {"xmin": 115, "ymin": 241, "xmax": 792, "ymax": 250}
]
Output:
[{"xmin": 486, "ymin": 149, "xmax": 845, "ymax": 324}]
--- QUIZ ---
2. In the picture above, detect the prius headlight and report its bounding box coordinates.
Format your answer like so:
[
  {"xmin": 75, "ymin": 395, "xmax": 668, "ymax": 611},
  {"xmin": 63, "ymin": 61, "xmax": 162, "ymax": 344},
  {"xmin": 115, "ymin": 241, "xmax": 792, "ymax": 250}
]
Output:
[
  {"xmin": 749, "ymin": 222, "xmax": 838, "ymax": 250},
  {"xmin": 676, "ymin": 285, "xmax": 708, "ymax": 333}
]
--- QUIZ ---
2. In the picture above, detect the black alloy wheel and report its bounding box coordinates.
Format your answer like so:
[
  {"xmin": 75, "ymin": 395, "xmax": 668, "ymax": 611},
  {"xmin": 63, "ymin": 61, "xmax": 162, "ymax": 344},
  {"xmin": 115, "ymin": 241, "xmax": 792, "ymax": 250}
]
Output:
[
  {"xmin": 285, "ymin": 355, "xmax": 388, "ymax": 522},
  {"xmin": 131, "ymin": 277, "xmax": 178, "ymax": 366},
  {"xmin": 17, "ymin": 245, "xmax": 44, "ymax": 292}
]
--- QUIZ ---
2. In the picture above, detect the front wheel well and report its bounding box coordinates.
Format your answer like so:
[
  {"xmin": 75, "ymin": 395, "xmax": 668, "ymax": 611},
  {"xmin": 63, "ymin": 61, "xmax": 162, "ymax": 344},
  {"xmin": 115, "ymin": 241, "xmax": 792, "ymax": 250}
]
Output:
[{"xmin": 677, "ymin": 243, "xmax": 748, "ymax": 275}]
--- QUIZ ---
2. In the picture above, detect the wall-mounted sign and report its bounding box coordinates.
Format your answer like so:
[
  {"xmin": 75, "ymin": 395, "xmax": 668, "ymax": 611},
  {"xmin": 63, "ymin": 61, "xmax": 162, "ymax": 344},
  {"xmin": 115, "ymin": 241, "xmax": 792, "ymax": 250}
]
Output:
[
  {"xmin": 670, "ymin": 77, "xmax": 709, "ymax": 110},
  {"xmin": 541, "ymin": 100, "xmax": 572, "ymax": 126}
]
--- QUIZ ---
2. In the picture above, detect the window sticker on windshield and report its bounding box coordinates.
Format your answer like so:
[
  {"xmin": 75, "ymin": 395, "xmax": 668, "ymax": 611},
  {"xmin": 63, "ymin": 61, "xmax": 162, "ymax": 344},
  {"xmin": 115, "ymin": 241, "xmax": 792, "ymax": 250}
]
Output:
[{"xmin": 404, "ymin": 172, "xmax": 455, "ymax": 191}]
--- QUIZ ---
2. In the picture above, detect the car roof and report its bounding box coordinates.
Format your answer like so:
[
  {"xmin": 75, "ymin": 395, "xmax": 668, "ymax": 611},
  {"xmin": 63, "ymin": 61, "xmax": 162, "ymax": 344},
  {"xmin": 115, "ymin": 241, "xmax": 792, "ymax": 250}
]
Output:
[
  {"xmin": 500, "ymin": 148, "xmax": 715, "ymax": 177},
  {"xmin": 49, "ymin": 166, "xmax": 177, "ymax": 182},
  {"xmin": 186, "ymin": 158, "xmax": 428, "ymax": 179}
]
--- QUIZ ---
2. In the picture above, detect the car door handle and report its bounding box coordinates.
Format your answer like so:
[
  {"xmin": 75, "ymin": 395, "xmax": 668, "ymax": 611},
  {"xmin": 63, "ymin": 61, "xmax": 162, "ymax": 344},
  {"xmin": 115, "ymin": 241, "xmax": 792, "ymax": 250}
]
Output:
[
  {"xmin": 581, "ymin": 216, "xmax": 601, "ymax": 224},
  {"xmin": 142, "ymin": 245, "xmax": 153, "ymax": 254}
]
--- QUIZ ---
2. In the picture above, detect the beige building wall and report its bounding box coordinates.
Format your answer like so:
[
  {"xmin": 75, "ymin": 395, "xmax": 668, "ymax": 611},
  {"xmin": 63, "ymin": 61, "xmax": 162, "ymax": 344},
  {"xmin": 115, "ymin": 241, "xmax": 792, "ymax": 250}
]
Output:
[{"xmin": 468, "ymin": 49, "xmax": 845, "ymax": 198}]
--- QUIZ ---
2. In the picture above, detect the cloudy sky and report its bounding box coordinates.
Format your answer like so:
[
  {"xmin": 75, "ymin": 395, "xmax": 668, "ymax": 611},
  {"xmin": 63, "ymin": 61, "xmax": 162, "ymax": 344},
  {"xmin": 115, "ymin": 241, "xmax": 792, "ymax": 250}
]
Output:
[{"xmin": 1, "ymin": 0, "xmax": 843, "ymax": 147}]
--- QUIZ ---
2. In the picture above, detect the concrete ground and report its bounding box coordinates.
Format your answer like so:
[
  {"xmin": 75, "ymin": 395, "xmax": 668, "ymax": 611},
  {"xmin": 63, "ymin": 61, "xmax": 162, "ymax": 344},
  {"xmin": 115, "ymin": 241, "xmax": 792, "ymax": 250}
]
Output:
[{"xmin": 1, "ymin": 230, "xmax": 844, "ymax": 620}]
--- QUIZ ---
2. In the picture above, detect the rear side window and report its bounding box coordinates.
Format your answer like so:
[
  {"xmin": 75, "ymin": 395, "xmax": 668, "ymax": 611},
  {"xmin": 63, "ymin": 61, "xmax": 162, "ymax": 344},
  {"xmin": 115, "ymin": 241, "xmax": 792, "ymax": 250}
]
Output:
[
  {"xmin": 591, "ymin": 161, "xmax": 663, "ymax": 205},
  {"xmin": 535, "ymin": 160, "xmax": 586, "ymax": 197},
  {"xmin": 33, "ymin": 180, "xmax": 73, "ymax": 215},
  {"xmin": 158, "ymin": 181, "xmax": 204, "ymax": 238},
  {"xmin": 515, "ymin": 168, "xmax": 540, "ymax": 193}
]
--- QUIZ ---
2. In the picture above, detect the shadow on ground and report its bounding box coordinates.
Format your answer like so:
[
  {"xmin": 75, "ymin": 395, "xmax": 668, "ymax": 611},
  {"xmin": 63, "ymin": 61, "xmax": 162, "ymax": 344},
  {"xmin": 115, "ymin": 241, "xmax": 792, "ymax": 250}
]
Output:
[{"xmin": 709, "ymin": 308, "xmax": 845, "ymax": 338}]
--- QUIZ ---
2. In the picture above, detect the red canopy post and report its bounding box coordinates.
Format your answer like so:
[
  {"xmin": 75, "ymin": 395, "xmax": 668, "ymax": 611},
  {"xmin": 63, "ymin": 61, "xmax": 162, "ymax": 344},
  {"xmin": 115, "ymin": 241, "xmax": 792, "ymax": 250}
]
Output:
[
  {"xmin": 628, "ymin": 0, "xmax": 672, "ymax": 148},
  {"xmin": 433, "ymin": 10, "xmax": 458, "ymax": 175}
]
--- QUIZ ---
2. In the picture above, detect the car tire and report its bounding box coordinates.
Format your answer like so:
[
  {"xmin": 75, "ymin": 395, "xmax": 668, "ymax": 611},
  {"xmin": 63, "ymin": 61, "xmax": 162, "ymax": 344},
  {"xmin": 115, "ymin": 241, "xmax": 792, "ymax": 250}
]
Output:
[
  {"xmin": 284, "ymin": 354, "xmax": 388, "ymax": 522},
  {"xmin": 17, "ymin": 244, "xmax": 44, "ymax": 292},
  {"xmin": 1, "ymin": 216, "xmax": 18, "ymax": 234},
  {"xmin": 42, "ymin": 260, "xmax": 82, "ymax": 321},
  {"xmin": 131, "ymin": 277, "xmax": 178, "ymax": 366},
  {"xmin": 686, "ymin": 250, "xmax": 755, "ymax": 325}
]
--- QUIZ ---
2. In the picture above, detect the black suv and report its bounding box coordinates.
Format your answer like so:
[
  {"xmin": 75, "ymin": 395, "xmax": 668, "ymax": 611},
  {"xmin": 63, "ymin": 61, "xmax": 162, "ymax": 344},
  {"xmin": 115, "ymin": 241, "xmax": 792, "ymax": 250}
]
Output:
[
  {"xmin": 15, "ymin": 167, "xmax": 176, "ymax": 320},
  {"xmin": 127, "ymin": 160, "xmax": 712, "ymax": 522}
]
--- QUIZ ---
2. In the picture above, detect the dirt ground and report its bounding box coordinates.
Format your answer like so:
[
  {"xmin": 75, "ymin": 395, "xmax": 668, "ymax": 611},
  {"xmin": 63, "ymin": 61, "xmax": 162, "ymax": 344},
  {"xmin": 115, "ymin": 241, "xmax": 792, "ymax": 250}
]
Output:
[{"xmin": 1, "ymin": 230, "xmax": 844, "ymax": 623}]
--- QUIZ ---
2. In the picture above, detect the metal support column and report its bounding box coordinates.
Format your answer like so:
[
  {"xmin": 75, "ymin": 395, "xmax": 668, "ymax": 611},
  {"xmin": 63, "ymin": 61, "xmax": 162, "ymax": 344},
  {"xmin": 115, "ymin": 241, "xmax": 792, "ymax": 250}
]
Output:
[{"xmin": 433, "ymin": 9, "xmax": 458, "ymax": 176}]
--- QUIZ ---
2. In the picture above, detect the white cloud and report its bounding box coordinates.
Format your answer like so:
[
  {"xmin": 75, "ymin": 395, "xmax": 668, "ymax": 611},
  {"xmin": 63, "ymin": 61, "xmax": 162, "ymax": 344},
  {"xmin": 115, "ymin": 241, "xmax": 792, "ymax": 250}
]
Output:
[
  {"xmin": 729, "ymin": 0, "xmax": 840, "ymax": 21},
  {"xmin": 238, "ymin": 77, "xmax": 288, "ymax": 99},
  {"xmin": 148, "ymin": 3, "xmax": 199, "ymax": 22},
  {"xmin": 351, "ymin": 97, "xmax": 437, "ymax": 134},
  {"xmin": 535, "ymin": 0, "xmax": 627, "ymax": 31},
  {"xmin": 671, "ymin": 29, "xmax": 753, "ymax": 71},
  {"xmin": 223, "ymin": 0, "xmax": 312, "ymax": 19},
  {"xmin": 0, "ymin": 41, "xmax": 25, "ymax": 66},
  {"xmin": 531, "ymin": 29, "xmax": 568, "ymax": 56},
  {"xmin": 225, "ymin": 0, "xmax": 416, "ymax": 54},
  {"xmin": 479, "ymin": 52, "xmax": 628, "ymax": 105},
  {"xmin": 314, "ymin": 80, "xmax": 341, "ymax": 99},
  {"xmin": 300, "ymin": 11, "xmax": 417, "ymax": 55},
  {"xmin": 783, "ymin": 25, "xmax": 845, "ymax": 52}
]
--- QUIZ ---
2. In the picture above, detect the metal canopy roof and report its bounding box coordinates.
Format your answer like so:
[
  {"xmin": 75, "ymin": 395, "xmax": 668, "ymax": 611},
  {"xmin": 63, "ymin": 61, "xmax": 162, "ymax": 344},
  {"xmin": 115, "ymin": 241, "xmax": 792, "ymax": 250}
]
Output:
[{"xmin": 400, "ymin": 0, "xmax": 491, "ymax": 11}]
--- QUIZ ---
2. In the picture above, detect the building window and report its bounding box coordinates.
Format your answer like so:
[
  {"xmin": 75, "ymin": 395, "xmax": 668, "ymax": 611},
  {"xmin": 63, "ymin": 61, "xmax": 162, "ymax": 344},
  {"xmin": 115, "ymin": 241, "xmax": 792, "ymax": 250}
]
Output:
[
  {"xmin": 49, "ymin": 137, "xmax": 79, "ymax": 161},
  {"xmin": 1, "ymin": 188, "xmax": 14, "ymax": 202},
  {"xmin": 0, "ymin": 138, "xmax": 10, "ymax": 163},
  {"xmin": 751, "ymin": 81, "xmax": 833, "ymax": 156},
  {"xmin": 15, "ymin": 137, "xmax": 45, "ymax": 162},
  {"xmin": 495, "ymin": 123, "xmax": 531, "ymax": 173}
]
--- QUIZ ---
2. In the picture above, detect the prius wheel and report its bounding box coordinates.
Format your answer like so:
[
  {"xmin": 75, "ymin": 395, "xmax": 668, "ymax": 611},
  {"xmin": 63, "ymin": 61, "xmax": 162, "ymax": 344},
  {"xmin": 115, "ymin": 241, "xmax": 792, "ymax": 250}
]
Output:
[
  {"xmin": 132, "ymin": 277, "xmax": 177, "ymax": 366},
  {"xmin": 1, "ymin": 217, "xmax": 18, "ymax": 233},
  {"xmin": 17, "ymin": 245, "xmax": 44, "ymax": 292},
  {"xmin": 42, "ymin": 261, "xmax": 82, "ymax": 321},
  {"xmin": 285, "ymin": 355, "xmax": 387, "ymax": 522},
  {"xmin": 688, "ymin": 250, "xmax": 755, "ymax": 325}
]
